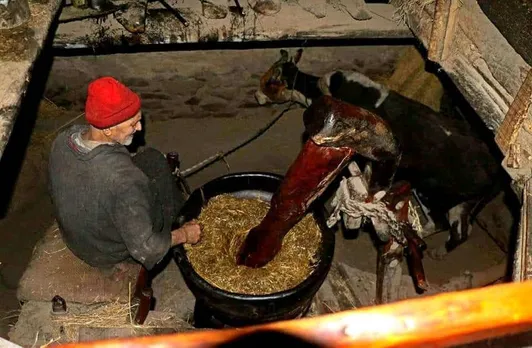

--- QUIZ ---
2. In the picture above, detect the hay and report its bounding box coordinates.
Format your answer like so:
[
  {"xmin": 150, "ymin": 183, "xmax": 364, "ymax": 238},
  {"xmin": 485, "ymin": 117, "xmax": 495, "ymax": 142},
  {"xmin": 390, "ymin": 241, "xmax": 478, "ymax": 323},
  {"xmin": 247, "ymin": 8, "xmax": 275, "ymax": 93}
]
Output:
[
  {"xmin": 51, "ymin": 300, "xmax": 176, "ymax": 342},
  {"xmin": 51, "ymin": 301, "xmax": 132, "ymax": 342},
  {"xmin": 391, "ymin": 0, "xmax": 463, "ymax": 27},
  {"xmin": 51, "ymin": 282, "xmax": 166, "ymax": 342},
  {"xmin": 385, "ymin": 46, "xmax": 444, "ymax": 111},
  {"xmin": 391, "ymin": 0, "xmax": 437, "ymax": 26},
  {"xmin": 185, "ymin": 194, "xmax": 322, "ymax": 295}
]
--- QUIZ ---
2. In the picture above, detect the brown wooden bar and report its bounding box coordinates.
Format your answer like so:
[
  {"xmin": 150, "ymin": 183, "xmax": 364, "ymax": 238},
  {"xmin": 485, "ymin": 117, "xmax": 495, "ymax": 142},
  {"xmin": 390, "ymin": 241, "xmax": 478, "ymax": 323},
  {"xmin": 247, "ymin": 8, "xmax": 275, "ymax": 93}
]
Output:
[{"xmin": 58, "ymin": 280, "xmax": 532, "ymax": 348}]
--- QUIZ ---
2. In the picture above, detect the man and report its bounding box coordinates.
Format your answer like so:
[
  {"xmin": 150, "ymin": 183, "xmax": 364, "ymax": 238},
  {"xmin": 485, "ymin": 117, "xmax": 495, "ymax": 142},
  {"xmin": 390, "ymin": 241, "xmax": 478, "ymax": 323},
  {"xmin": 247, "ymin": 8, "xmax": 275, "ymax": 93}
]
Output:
[{"xmin": 48, "ymin": 76, "xmax": 201, "ymax": 275}]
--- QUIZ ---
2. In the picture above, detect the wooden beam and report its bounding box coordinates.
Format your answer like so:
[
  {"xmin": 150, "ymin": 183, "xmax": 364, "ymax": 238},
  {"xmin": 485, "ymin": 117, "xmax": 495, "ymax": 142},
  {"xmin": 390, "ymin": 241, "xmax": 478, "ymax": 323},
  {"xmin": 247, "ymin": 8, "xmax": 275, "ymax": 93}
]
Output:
[
  {"xmin": 427, "ymin": 0, "xmax": 449, "ymax": 62},
  {"xmin": 57, "ymin": 280, "xmax": 532, "ymax": 348},
  {"xmin": 427, "ymin": 0, "xmax": 461, "ymax": 63},
  {"xmin": 398, "ymin": 0, "xmax": 531, "ymax": 147},
  {"xmin": 495, "ymin": 69, "xmax": 532, "ymax": 155},
  {"xmin": 513, "ymin": 179, "xmax": 532, "ymax": 282},
  {"xmin": 0, "ymin": 0, "xmax": 63, "ymax": 160},
  {"xmin": 52, "ymin": 2, "xmax": 413, "ymax": 51}
]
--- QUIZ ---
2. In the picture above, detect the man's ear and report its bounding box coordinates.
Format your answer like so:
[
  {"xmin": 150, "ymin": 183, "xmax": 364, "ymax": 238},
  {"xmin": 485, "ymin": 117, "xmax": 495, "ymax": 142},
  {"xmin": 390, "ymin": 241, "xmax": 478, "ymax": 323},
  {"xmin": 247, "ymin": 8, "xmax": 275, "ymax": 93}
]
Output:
[{"xmin": 102, "ymin": 127, "xmax": 113, "ymax": 137}]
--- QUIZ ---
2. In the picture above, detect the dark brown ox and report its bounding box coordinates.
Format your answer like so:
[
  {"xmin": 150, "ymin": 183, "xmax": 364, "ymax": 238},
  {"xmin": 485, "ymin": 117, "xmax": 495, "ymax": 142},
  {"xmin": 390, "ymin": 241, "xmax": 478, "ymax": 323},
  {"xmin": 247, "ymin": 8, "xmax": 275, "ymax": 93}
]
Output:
[{"xmin": 254, "ymin": 49, "xmax": 503, "ymax": 256}]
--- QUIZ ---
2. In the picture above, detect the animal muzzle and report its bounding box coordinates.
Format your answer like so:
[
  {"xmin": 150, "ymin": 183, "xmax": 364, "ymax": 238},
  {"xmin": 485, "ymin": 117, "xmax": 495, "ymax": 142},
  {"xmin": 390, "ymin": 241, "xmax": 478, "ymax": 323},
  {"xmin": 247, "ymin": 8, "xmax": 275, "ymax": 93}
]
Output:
[{"xmin": 254, "ymin": 90, "xmax": 272, "ymax": 105}]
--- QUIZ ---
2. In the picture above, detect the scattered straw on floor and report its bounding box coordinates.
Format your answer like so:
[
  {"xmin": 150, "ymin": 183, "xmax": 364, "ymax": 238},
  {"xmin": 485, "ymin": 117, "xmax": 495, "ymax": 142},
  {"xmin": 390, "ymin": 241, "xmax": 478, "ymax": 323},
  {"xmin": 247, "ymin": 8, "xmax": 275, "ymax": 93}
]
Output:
[
  {"xmin": 51, "ymin": 300, "xmax": 177, "ymax": 342},
  {"xmin": 51, "ymin": 300, "xmax": 131, "ymax": 342},
  {"xmin": 50, "ymin": 283, "xmax": 176, "ymax": 342},
  {"xmin": 185, "ymin": 194, "xmax": 322, "ymax": 295}
]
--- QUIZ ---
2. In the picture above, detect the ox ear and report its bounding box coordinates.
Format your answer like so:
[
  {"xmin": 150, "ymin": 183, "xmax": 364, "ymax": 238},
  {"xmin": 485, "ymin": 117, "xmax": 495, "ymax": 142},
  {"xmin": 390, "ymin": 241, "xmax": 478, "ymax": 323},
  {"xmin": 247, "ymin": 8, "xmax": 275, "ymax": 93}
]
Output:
[
  {"xmin": 279, "ymin": 49, "xmax": 289, "ymax": 63},
  {"xmin": 294, "ymin": 49, "xmax": 303, "ymax": 65}
]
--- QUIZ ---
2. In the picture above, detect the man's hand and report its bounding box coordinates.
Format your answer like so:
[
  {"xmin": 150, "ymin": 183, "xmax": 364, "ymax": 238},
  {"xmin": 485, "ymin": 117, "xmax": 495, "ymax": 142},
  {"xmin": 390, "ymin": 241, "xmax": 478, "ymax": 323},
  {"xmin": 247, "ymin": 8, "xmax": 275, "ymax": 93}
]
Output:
[{"xmin": 171, "ymin": 220, "xmax": 202, "ymax": 247}]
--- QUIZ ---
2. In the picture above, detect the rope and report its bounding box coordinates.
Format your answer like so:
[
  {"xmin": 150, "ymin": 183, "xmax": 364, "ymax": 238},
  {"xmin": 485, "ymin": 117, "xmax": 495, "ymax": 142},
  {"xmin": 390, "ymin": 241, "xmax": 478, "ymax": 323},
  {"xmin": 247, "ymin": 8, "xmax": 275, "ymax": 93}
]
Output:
[
  {"xmin": 44, "ymin": 113, "xmax": 85, "ymax": 140},
  {"xmin": 180, "ymin": 103, "xmax": 296, "ymax": 178},
  {"xmin": 180, "ymin": 43, "xmax": 308, "ymax": 178}
]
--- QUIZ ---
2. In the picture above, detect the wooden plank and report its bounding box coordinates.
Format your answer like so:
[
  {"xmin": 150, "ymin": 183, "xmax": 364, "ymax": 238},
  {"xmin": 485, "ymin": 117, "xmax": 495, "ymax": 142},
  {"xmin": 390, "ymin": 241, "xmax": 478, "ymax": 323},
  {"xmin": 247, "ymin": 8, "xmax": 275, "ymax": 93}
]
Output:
[
  {"xmin": 78, "ymin": 326, "xmax": 190, "ymax": 342},
  {"xmin": 57, "ymin": 280, "xmax": 532, "ymax": 348},
  {"xmin": 0, "ymin": 0, "xmax": 63, "ymax": 160},
  {"xmin": 52, "ymin": 2, "xmax": 413, "ymax": 50},
  {"xmin": 427, "ymin": 0, "xmax": 449, "ymax": 62},
  {"xmin": 427, "ymin": 0, "xmax": 460, "ymax": 63},
  {"xmin": 495, "ymin": 69, "xmax": 532, "ymax": 155},
  {"xmin": 513, "ymin": 179, "xmax": 532, "ymax": 282},
  {"xmin": 397, "ymin": 0, "xmax": 531, "ymax": 136},
  {"xmin": 325, "ymin": 262, "xmax": 362, "ymax": 310}
]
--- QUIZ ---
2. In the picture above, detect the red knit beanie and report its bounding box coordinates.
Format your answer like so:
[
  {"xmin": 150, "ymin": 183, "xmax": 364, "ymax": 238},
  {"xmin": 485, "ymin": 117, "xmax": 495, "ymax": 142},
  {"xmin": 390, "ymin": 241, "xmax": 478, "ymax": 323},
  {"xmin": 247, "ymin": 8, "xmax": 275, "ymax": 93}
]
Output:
[{"xmin": 85, "ymin": 77, "xmax": 141, "ymax": 129}]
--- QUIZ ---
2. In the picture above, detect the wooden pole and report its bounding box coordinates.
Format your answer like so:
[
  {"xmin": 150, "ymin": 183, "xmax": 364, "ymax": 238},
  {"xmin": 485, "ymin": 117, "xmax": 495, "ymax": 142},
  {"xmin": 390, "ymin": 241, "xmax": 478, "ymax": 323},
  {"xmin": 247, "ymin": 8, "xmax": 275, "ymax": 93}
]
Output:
[
  {"xmin": 495, "ymin": 69, "xmax": 532, "ymax": 156},
  {"xmin": 427, "ymin": 0, "xmax": 460, "ymax": 63}
]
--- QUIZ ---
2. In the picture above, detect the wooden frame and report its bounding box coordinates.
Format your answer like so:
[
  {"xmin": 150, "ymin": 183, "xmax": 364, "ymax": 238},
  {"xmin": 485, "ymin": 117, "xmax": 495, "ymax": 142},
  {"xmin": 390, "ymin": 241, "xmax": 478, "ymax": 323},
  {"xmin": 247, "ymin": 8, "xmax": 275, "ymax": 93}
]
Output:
[
  {"xmin": 57, "ymin": 280, "xmax": 532, "ymax": 348},
  {"xmin": 513, "ymin": 179, "xmax": 532, "ymax": 282}
]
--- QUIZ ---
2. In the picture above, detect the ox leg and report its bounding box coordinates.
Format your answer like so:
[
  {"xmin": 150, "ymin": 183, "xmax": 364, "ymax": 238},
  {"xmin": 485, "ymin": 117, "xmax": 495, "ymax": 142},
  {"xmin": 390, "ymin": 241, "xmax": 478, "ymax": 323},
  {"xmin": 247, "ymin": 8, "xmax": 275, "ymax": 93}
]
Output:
[
  {"xmin": 445, "ymin": 201, "xmax": 475, "ymax": 252},
  {"xmin": 428, "ymin": 201, "xmax": 475, "ymax": 260},
  {"xmin": 376, "ymin": 240, "xmax": 404, "ymax": 304},
  {"xmin": 368, "ymin": 158, "xmax": 399, "ymax": 191}
]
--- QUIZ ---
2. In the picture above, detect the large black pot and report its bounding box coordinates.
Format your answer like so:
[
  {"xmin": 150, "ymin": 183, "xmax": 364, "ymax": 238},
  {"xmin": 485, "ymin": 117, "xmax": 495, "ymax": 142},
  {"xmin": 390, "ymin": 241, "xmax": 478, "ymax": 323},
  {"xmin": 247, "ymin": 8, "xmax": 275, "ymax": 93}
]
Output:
[{"xmin": 173, "ymin": 172, "xmax": 335, "ymax": 328}]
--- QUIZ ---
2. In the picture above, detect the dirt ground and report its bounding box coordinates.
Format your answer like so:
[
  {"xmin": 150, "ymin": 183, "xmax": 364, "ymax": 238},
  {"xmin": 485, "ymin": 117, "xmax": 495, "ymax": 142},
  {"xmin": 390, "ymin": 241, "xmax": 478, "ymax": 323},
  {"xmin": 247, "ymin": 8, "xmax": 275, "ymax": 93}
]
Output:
[{"xmin": 0, "ymin": 46, "xmax": 519, "ymax": 340}]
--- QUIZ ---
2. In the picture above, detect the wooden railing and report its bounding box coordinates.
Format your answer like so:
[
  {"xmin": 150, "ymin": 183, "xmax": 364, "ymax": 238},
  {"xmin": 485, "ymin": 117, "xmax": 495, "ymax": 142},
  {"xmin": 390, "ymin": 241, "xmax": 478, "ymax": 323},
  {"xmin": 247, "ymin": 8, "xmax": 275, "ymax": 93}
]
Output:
[{"xmin": 59, "ymin": 280, "xmax": 532, "ymax": 348}]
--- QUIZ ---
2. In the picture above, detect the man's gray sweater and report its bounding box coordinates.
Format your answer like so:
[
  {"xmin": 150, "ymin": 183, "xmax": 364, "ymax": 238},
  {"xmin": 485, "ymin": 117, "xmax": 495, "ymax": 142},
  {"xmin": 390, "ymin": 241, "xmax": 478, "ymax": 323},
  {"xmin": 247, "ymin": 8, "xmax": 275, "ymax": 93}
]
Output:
[{"xmin": 48, "ymin": 125, "xmax": 170, "ymax": 270}]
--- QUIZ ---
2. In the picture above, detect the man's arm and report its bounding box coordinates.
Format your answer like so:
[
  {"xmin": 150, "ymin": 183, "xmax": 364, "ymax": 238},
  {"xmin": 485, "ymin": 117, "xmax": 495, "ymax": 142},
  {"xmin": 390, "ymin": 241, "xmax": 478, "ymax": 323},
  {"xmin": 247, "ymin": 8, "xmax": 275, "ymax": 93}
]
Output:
[
  {"xmin": 110, "ymin": 171, "xmax": 171, "ymax": 270},
  {"xmin": 110, "ymin": 163, "xmax": 201, "ymax": 269}
]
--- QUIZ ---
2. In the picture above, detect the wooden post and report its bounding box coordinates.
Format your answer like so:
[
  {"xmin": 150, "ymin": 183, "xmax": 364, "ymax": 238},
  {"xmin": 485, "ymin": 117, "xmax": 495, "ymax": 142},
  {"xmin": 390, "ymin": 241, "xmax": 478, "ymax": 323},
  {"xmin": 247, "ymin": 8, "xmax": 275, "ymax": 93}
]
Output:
[
  {"xmin": 513, "ymin": 179, "xmax": 532, "ymax": 282},
  {"xmin": 427, "ymin": 0, "xmax": 460, "ymax": 63},
  {"xmin": 495, "ymin": 69, "xmax": 532, "ymax": 156}
]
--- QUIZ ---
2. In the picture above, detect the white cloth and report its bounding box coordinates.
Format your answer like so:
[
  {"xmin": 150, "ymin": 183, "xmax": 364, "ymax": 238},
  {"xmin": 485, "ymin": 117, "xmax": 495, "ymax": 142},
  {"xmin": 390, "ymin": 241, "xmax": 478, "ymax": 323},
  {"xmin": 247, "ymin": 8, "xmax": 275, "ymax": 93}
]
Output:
[{"xmin": 326, "ymin": 162, "xmax": 423, "ymax": 245}]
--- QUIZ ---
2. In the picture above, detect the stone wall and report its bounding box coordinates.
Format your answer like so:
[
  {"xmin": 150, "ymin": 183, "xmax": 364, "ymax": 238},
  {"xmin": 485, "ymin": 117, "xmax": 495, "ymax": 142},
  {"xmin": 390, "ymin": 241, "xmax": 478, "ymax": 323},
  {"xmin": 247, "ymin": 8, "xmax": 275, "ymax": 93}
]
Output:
[{"xmin": 44, "ymin": 46, "xmax": 407, "ymax": 121}]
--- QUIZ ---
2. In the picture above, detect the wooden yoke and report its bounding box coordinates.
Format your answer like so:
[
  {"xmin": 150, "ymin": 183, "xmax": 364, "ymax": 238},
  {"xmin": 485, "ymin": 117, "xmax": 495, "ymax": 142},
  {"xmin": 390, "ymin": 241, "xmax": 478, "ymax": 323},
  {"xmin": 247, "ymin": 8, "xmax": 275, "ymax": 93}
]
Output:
[{"xmin": 237, "ymin": 96, "xmax": 400, "ymax": 267}]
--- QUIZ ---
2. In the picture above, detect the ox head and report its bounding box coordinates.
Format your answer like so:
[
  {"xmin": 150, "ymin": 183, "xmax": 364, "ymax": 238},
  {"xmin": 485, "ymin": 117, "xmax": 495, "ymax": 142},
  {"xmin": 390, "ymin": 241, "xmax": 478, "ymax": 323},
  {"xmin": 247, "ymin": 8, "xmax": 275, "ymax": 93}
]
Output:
[
  {"xmin": 255, "ymin": 49, "xmax": 304, "ymax": 106},
  {"xmin": 304, "ymin": 95, "xmax": 400, "ymax": 162}
]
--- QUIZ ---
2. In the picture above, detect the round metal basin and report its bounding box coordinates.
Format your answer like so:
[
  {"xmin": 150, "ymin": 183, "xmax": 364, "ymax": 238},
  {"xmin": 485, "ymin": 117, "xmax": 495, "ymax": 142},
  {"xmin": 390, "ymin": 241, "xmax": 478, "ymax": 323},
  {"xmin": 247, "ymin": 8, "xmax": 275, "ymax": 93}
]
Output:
[{"xmin": 174, "ymin": 172, "xmax": 335, "ymax": 328}]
